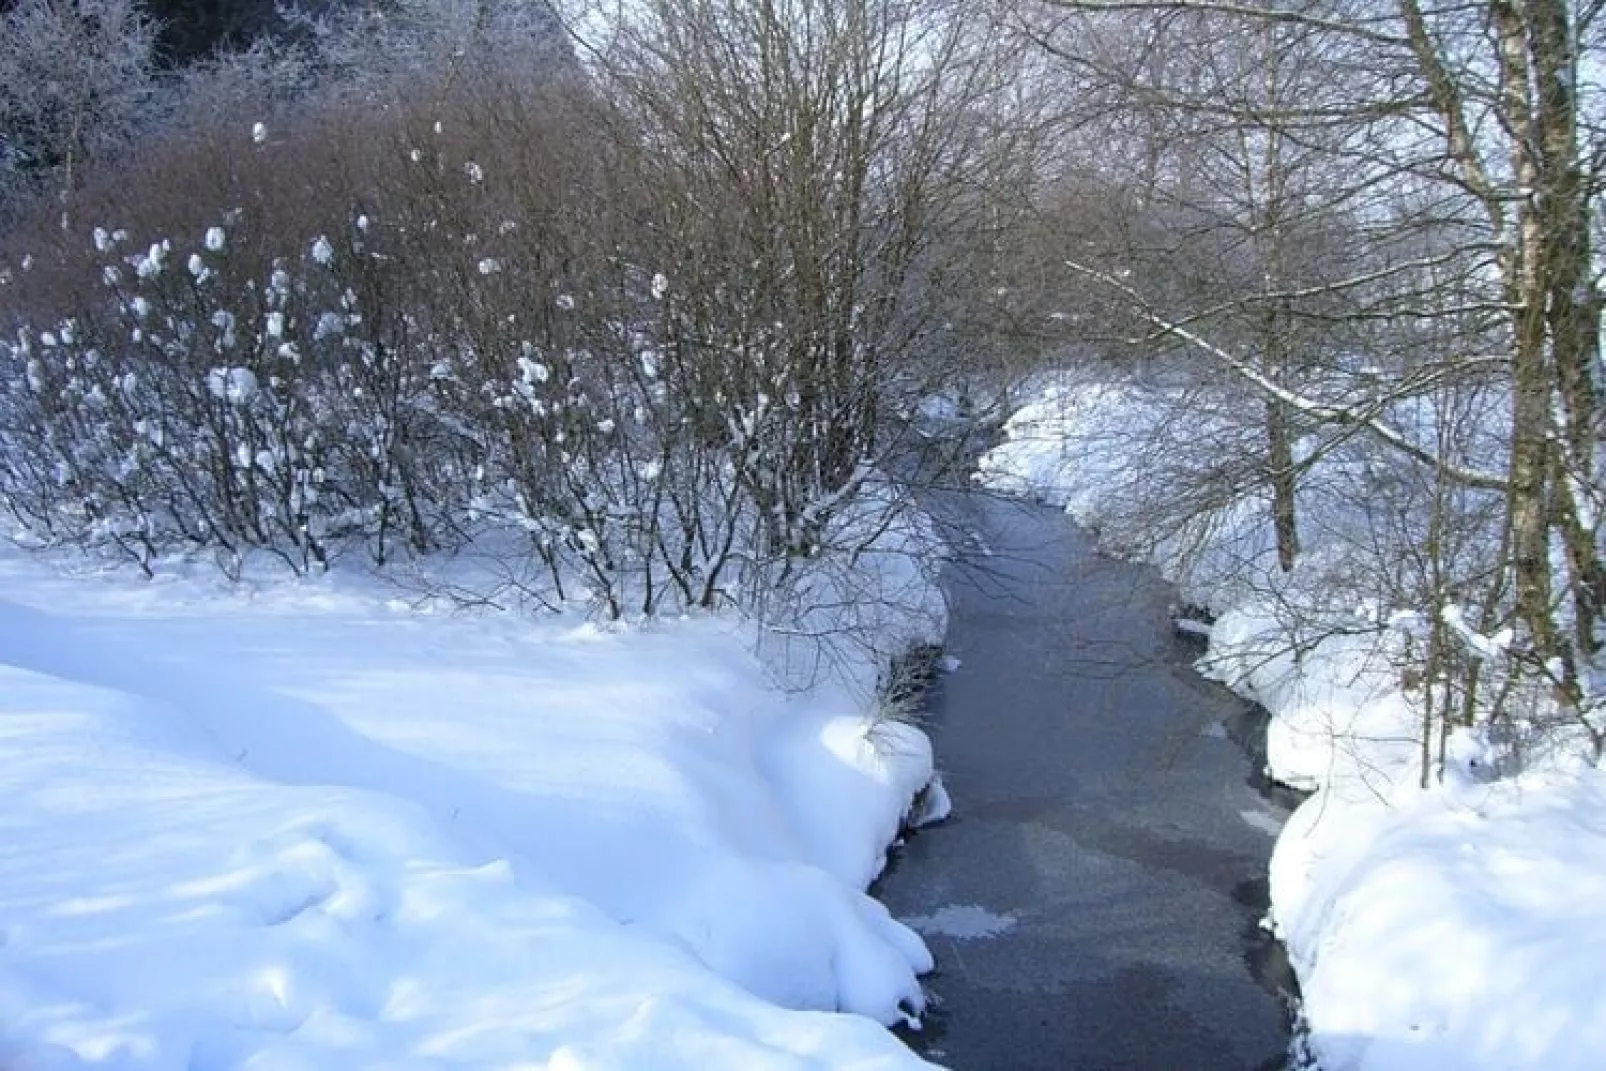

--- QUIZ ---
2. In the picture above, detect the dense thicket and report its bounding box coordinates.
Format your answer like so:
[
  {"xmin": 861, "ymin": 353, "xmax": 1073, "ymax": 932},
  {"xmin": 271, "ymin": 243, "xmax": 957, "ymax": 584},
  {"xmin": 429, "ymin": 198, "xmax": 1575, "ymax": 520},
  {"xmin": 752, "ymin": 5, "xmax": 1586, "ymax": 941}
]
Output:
[{"xmin": 0, "ymin": 0, "xmax": 1013, "ymax": 627}]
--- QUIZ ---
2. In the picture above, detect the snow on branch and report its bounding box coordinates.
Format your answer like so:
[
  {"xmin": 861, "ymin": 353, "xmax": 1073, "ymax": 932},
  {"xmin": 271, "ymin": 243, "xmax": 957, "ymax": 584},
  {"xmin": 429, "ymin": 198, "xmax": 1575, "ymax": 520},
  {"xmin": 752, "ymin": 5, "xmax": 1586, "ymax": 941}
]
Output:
[{"xmin": 1062, "ymin": 258, "xmax": 1510, "ymax": 491}]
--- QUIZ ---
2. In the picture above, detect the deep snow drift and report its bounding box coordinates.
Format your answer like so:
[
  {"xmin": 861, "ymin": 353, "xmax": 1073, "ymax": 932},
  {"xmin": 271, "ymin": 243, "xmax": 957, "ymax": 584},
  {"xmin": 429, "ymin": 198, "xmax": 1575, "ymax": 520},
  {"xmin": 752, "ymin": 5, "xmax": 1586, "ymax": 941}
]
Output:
[
  {"xmin": 0, "ymin": 544, "xmax": 945, "ymax": 1070},
  {"xmin": 979, "ymin": 372, "xmax": 1606, "ymax": 1071}
]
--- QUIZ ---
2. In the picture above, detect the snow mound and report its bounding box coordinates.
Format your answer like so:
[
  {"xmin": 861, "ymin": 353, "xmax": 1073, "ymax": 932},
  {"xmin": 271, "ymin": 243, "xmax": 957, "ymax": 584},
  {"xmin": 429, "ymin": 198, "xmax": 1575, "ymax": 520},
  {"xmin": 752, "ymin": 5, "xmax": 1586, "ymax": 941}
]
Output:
[
  {"xmin": 1201, "ymin": 605, "xmax": 1421, "ymax": 795},
  {"xmin": 1273, "ymin": 767, "xmax": 1606, "ymax": 1071},
  {"xmin": 0, "ymin": 551, "xmax": 938, "ymax": 1069}
]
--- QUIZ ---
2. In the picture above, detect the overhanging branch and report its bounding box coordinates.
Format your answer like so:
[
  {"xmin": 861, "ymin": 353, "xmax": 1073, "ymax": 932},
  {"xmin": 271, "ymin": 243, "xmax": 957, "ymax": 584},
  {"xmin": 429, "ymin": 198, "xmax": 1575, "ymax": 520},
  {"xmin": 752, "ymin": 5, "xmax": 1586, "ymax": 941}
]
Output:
[{"xmin": 1064, "ymin": 258, "xmax": 1511, "ymax": 491}]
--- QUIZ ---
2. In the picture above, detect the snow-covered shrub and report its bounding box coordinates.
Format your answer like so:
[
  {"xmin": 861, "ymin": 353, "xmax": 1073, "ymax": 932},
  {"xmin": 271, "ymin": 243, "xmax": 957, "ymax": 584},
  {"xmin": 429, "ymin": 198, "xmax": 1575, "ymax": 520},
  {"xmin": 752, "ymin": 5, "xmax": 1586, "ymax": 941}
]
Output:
[
  {"xmin": 0, "ymin": 72, "xmax": 947, "ymax": 636},
  {"xmin": 0, "ymin": 95, "xmax": 471, "ymax": 573},
  {"xmin": 2, "ymin": 221, "xmax": 380, "ymax": 573}
]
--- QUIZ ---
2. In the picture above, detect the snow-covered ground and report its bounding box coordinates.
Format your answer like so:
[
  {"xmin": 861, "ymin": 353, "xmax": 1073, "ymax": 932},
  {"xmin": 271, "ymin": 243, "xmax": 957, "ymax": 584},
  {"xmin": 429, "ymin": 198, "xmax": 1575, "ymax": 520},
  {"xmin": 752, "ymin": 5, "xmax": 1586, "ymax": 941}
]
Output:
[
  {"xmin": 979, "ymin": 372, "xmax": 1606, "ymax": 1071},
  {"xmin": 0, "ymin": 544, "xmax": 945, "ymax": 1069},
  {"xmin": 1270, "ymin": 764, "xmax": 1606, "ymax": 1071}
]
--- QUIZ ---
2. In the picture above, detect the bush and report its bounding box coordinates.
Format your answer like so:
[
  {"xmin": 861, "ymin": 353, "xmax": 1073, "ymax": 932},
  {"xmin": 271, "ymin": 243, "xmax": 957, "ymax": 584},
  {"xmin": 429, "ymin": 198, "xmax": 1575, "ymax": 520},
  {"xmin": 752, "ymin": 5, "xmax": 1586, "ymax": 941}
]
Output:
[{"xmin": 0, "ymin": 69, "xmax": 933, "ymax": 621}]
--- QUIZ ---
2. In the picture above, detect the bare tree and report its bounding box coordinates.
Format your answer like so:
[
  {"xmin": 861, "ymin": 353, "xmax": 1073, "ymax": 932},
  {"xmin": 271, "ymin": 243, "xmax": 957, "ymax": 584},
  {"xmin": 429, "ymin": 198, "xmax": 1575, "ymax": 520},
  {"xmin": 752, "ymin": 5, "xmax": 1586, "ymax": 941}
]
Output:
[
  {"xmin": 574, "ymin": 0, "xmax": 1027, "ymax": 551},
  {"xmin": 0, "ymin": 0, "xmax": 156, "ymax": 226},
  {"xmin": 1015, "ymin": 0, "xmax": 1606, "ymax": 762}
]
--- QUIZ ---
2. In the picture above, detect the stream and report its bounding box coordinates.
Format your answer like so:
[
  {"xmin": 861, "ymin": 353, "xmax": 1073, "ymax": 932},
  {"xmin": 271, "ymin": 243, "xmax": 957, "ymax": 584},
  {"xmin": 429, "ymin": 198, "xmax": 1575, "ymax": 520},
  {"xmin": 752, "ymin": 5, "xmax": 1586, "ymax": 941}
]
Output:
[{"xmin": 876, "ymin": 490, "xmax": 1297, "ymax": 1069}]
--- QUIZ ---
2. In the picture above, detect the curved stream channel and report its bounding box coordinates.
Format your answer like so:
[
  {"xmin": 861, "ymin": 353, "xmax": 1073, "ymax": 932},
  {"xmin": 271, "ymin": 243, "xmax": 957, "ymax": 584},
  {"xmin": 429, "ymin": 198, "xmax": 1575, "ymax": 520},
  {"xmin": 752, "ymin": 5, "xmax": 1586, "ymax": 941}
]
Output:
[{"xmin": 876, "ymin": 491, "xmax": 1296, "ymax": 1069}]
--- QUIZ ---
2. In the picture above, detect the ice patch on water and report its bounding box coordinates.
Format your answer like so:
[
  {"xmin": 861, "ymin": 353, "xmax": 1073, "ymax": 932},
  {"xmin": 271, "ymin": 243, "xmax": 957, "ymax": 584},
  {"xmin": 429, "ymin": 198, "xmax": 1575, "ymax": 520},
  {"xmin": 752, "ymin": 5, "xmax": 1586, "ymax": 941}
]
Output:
[
  {"xmin": 902, "ymin": 904, "xmax": 1016, "ymax": 940},
  {"xmin": 1238, "ymin": 808, "xmax": 1284, "ymax": 836}
]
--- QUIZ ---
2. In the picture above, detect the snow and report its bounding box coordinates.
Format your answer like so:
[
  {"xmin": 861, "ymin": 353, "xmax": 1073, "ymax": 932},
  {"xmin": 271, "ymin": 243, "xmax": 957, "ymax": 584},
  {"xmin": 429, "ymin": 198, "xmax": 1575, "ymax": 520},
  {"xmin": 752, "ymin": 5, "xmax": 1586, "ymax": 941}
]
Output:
[
  {"xmin": 1273, "ymin": 767, "xmax": 1606, "ymax": 1071},
  {"xmin": 135, "ymin": 243, "xmax": 167, "ymax": 280},
  {"xmin": 1237, "ymin": 808, "xmax": 1284, "ymax": 837},
  {"xmin": 0, "ymin": 548, "xmax": 941, "ymax": 1069},
  {"xmin": 313, "ymin": 312, "xmax": 345, "ymax": 342},
  {"xmin": 1201, "ymin": 605, "xmax": 1421, "ymax": 796},
  {"xmin": 205, "ymin": 367, "xmax": 258, "ymax": 406},
  {"xmin": 913, "ymin": 393, "xmax": 961, "ymax": 425},
  {"xmin": 980, "ymin": 370, "xmax": 1606, "ymax": 1071}
]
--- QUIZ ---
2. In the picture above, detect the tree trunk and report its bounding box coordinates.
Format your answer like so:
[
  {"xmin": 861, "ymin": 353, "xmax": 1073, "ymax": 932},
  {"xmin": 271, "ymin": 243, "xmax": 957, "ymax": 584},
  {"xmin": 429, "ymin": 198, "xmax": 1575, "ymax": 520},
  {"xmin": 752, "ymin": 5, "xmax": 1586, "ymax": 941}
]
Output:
[
  {"xmin": 1491, "ymin": 0, "xmax": 1568, "ymax": 678},
  {"xmin": 1527, "ymin": 0, "xmax": 1604, "ymax": 660},
  {"xmin": 1267, "ymin": 396, "xmax": 1299, "ymax": 572}
]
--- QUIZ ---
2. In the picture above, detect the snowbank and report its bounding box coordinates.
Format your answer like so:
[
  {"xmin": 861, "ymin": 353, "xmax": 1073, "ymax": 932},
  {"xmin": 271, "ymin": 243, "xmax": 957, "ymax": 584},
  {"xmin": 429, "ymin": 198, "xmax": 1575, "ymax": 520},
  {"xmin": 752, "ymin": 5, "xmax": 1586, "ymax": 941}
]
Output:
[
  {"xmin": 758, "ymin": 475, "xmax": 950, "ymax": 705},
  {"xmin": 979, "ymin": 371, "xmax": 1606, "ymax": 1071},
  {"xmin": 1272, "ymin": 766, "xmax": 1606, "ymax": 1071},
  {"xmin": 1210, "ymin": 598, "xmax": 1606, "ymax": 1071},
  {"xmin": 1201, "ymin": 606, "xmax": 1421, "ymax": 796},
  {"xmin": 0, "ymin": 548, "xmax": 940, "ymax": 1069}
]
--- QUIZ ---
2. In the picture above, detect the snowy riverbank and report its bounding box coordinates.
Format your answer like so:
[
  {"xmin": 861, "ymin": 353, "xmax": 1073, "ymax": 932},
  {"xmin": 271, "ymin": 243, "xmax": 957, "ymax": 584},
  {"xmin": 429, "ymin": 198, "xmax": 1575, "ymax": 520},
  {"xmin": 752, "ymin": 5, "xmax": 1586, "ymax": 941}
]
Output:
[
  {"xmin": 0, "ymin": 542, "xmax": 946, "ymax": 1069},
  {"xmin": 978, "ymin": 373, "xmax": 1606, "ymax": 1071}
]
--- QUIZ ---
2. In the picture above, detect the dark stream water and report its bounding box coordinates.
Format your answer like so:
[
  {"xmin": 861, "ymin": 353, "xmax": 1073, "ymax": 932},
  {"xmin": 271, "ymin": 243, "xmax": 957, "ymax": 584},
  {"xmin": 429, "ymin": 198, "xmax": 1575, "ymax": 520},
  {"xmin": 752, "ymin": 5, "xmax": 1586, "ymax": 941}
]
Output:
[{"xmin": 875, "ymin": 491, "xmax": 1298, "ymax": 1070}]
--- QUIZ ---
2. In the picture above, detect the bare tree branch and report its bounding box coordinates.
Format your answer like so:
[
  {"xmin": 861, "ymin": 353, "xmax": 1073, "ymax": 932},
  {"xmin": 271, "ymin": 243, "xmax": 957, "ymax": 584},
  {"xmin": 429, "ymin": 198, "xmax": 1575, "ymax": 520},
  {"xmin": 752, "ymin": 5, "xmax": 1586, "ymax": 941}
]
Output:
[{"xmin": 1064, "ymin": 258, "xmax": 1511, "ymax": 490}]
